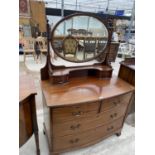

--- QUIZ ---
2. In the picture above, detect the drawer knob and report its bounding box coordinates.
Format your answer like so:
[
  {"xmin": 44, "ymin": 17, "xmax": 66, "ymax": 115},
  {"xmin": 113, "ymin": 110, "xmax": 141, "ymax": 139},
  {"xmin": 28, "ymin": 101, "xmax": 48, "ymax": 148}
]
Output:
[
  {"xmin": 113, "ymin": 102, "xmax": 118, "ymax": 106},
  {"xmin": 70, "ymin": 138, "xmax": 79, "ymax": 144},
  {"xmin": 70, "ymin": 124, "xmax": 81, "ymax": 130},
  {"xmin": 72, "ymin": 111, "xmax": 83, "ymax": 116},
  {"xmin": 110, "ymin": 113, "xmax": 117, "ymax": 118},
  {"xmin": 107, "ymin": 126, "xmax": 114, "ymax": 131},
  {"xmin": 113, "ymin": 101, "xmax": 120, "ymax": 106}
]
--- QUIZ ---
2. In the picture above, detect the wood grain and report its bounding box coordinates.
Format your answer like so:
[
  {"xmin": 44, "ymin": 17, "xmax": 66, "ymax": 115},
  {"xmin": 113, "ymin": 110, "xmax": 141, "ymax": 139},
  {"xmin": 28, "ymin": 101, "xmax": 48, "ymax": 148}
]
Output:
[
  {"xmin": 53, "ymin": 117, "xmax": 124, "ymax": 151},
  {"xmin": 53, "ymin": 103, "xmax": 128, "ymax": 137},
  {"xmin": 19, "ymin": 75, "xmax": 36, "ymax": 101},
  {"xmin": 41, "ymin": 76, "xmax": 134, "ymax": 107}
]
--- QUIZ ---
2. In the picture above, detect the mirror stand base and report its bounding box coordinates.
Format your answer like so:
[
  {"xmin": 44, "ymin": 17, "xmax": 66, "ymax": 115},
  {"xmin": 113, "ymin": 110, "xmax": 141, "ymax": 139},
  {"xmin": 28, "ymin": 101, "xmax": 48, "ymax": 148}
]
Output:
[{"xmin": 49, "ymin": 65, "xmax": 113, "ymax": 84}]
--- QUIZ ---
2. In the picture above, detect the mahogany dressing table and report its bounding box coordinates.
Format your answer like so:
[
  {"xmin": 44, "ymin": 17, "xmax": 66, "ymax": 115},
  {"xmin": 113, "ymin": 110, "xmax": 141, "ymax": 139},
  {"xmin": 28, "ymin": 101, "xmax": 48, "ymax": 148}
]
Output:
[{"xmin": 40, "ymin": 13, "xmax": 134, "ymax": 155}]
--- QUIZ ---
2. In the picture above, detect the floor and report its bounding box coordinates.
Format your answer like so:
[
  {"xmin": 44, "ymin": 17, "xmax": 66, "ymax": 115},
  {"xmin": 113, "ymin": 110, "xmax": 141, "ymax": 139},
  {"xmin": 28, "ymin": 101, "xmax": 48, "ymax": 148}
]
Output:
[{"xmin": 19, "ymin": 54, "xmax": 135, "ymax": 155}]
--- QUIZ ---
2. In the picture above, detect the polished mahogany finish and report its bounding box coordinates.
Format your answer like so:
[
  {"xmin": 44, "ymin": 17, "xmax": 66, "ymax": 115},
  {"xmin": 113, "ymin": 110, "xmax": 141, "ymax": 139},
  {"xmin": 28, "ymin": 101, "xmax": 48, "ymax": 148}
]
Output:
[
  {"xmin": 118, "ymin": 58, "xmax": 135, "ymax": 86},
  {"xmin": 19, "ymin": 75, "xmax": 40, "ymax": 155},
  {"xmin": 49, "ymin": 64, "xmax": 113, "ymax": 84},
  {"xmin": 118, "ymin": 58, "xmax": 135, "ymax": 114},
  {"xmin": 41, "ymin": 76, "xmax": 134, "ymax": 155},
  {"xmin": 42, "ymin": 76, "xmax": 133, "ymax": 107},
  {"xmin": 41, "ymin": 16, "xmax": 134, "ymax": 155}
]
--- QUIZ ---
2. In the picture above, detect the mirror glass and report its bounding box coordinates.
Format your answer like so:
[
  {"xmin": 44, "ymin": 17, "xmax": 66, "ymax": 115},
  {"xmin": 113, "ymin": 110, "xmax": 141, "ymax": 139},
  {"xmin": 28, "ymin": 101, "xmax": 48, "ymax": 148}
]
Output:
[{"xmin": 51, "ymin": 14, "xmax": 108, "ymax": 62}]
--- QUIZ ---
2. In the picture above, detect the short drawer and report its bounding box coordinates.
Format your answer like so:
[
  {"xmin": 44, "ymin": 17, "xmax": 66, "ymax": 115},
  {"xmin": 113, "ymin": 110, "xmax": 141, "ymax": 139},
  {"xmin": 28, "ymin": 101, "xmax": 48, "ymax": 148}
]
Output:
[
  {"xmin": 53, "ymin": 103, "xmax": 127, "ymax": 137},
  {"xmin": 101, "ymin": 92, "xmax": 132, "ymax": 112},
  {"xmin": 53, "ymin": 117, "xmax": 124, "ymax": 151},
  {"xmin": 52, "ymin": 102, "xmax": 99, "ymax": 123}
]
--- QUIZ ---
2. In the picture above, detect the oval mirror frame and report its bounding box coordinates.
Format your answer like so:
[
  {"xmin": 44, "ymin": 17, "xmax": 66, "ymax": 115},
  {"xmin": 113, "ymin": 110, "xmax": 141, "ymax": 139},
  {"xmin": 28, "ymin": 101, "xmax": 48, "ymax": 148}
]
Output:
[{"xmin": 51, "ymin": 13, "xmax": 110, "ymax": 63}]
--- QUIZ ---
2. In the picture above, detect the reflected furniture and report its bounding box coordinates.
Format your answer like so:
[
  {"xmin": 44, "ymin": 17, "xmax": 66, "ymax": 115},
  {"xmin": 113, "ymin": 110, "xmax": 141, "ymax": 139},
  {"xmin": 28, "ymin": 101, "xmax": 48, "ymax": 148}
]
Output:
[
  {"xmin": 62, "ymin": 35, "xmax": 78, "ymax": 60},
  {"xmin": 19, "ymin": 75, "xmax": 40, "ymax": 155},
  {"xmin": 107, "ymin": 42, "xmax": 120, "ymax": 62},
  {"xmin": 118, "ymin": 58, "xmax": 135, "ymax": 113},
  {"xmin": 97, "ymin": 42, "xmax": 120, "ymax": 63},
  {"xmin": 23, "ymin": 37, "xmax": 36, "ymax": 63},
  {"xmin": 36, "ymin": 36, "xmax": 47, "ymax": 55},
  {"xmin": 84, "ymin": 38, "xmax": 97, "ymax": 59},
  {"xmin": 41, "ymin": 13, "xmax": 134, "ymax": 155}
]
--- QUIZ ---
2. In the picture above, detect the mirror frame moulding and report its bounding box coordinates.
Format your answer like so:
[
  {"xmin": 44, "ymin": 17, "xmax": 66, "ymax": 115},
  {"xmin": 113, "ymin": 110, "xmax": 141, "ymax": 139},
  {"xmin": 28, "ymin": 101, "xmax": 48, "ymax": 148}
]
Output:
[{"xmin": 50, "ymin": 13, "xmax": 110, "ymax": 63}]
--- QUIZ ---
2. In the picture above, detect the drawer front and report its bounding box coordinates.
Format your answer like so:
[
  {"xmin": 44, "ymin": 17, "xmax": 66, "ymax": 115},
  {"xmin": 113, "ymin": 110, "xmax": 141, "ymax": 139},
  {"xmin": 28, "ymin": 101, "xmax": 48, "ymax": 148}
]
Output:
[
  {"xmin": 53, "ymin": 103, "xmax": 127, "ymax": 137},
  {"xmin": 52, "ymin": 102, "xmax": 99, "ymax": 123},
  {"xmin": 101, "ymin": 92, "xmax": 132, "ymax": 112},
  {"xmin": 53, "ymin": 117, "xmax": 124, "ymax": 151}
]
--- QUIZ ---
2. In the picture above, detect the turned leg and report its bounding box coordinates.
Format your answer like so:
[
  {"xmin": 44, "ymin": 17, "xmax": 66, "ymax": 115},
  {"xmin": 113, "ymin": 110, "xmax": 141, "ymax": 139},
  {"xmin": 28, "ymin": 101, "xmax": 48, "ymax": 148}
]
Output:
[
  {"xmin": 116, "ymin": 132, "xmax": 121, "ymax": 137},
  {"xmin": 43, "ymin": 129, "xmax": 46, "ymax": 135},
  {"xmin": 34, "ymin": 131, "xmax": 40, "ymax": 155},
  {"xmin": 31, "ymin": 96, "xmax": 40, "ymax": 155}
]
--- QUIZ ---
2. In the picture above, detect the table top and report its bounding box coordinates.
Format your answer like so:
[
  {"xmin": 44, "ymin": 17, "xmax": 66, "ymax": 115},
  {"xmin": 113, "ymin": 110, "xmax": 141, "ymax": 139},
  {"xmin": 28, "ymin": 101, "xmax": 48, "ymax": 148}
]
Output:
[
  {"xmin": 19, "ymin": 75, "xmax": 37, "ymax": 102},
  {"xmin": 41, "ymin": 76, "xmax": 134, "ymax": 108},
  {"xmin": 120, "ymin": 62, "xmax": 135, "ymax": 71}
]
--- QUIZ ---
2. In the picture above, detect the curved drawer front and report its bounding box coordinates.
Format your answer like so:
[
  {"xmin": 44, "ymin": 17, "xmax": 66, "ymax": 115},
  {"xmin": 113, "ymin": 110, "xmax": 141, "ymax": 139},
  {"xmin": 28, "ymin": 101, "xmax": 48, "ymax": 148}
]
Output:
[
  {"xmin": 53, "ymin": 117, "xmax": 124, "ymax": 152},
  {"xmin": 101, "ymin": 92, "xmax": 132, "ymax": 112},
  {"xmin": 52, "ymin": 102, "xmax": 99, "ymax": 123},
  {"xmin": 53, "ymin": 103, "xmax": 127, "ymax": 137}
]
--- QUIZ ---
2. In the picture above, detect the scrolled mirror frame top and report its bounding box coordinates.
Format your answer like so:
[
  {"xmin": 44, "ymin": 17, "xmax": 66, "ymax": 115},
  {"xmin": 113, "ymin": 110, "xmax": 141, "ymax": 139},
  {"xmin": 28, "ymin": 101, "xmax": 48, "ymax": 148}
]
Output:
[{"xmin": 50, "ymin": 13, "xmax": 110, "ymax": 63}]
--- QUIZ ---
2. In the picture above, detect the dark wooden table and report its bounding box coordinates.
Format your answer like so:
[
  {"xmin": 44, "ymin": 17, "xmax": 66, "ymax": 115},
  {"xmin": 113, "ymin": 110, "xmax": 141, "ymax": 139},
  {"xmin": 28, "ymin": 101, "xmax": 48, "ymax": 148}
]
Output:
[
  {"xmin": 19, "ymin": 75, "xmax": 40, "ymax": 155},
  {"xmin": 118, "ymin": 58, "xmax": 135, "ymax": 114}
]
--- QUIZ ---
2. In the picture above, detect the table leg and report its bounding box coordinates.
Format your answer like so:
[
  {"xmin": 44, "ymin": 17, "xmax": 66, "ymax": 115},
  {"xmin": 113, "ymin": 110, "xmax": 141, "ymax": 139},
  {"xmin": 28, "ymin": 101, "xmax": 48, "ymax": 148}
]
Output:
[{"xmin": 34, "ymin": 131, "xmax": 40, "ymax": 155}]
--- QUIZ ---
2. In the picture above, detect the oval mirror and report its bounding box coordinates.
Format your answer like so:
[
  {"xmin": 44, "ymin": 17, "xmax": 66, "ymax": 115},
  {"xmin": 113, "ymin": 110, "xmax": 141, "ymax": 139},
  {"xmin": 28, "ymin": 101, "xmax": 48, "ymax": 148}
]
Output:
[{"xmin": 51, "ymin": 14, "xmax": 109, "ymax": 63}]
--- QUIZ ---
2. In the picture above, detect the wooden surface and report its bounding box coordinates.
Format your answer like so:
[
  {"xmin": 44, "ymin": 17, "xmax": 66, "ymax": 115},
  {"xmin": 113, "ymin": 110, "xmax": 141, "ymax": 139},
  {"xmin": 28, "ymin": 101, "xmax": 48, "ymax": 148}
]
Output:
[
  {"xmin": 41, "ymin": 76, "xmax": 134, "ymax": 107},
  {"xmin": 19, "ymin": 96, "xmax": 33, "ymax": 146},
  {"xmin": 52, "ymin": 102, "xmax": 129, "ymax": 137},
  {"xmin": 118, "ymin": 58, "xmax": 135, "ymax": 114},
  {"xmin": 42, "ymin": 75, "xmax": 134, "ymax": 154},
  {"xmin": 19, "ymin": 75, "xmax": 40, "ymax": 155},
  {"xmin": 97, "ymin": 42, "xmax": 119, "ymax": 62},
  {"xmin": 41, "ymin": 17, "xmax": 133, "ymax": 155},
  {"xmin": 107, "ymin": 42, "xmax": 119, "ymax": 62},
  {"xmin": 53, "ymin": 117, "xmax": 123, "ymax": 151},
  {"xmin": 19, "ymin": 75, "xmax": 36, "ymax": 101}
]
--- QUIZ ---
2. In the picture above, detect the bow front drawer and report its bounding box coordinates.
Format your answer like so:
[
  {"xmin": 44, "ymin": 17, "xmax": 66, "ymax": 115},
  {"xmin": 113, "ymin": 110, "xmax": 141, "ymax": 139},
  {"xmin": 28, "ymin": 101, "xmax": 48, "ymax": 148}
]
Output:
[
  {"xmin": 53, "ymin": 117, "xmax": 124, "ymax": 152},
  {"xmin": 52, "ymin": 102, "xmax": 99, "ymax": 123},
  {"xmin": 101, "ymin": 92, "xmax": 132, "ymax": 112},
  {"xmin": 53, "ymin": 102, "xmax": 127, "ymax": 137}
]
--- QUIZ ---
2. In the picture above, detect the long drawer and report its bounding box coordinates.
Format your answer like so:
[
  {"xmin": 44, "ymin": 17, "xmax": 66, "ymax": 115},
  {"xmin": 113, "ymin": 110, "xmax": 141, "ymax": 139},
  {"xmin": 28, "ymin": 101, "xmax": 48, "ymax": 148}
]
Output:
[
  {"xmin": 53, "ymin": 117, "xmax": 124, "ymax": 151},
  {"xmin": 101, "ymin": 92, "xmax": 132, "ymax": 112},
  {"xmin": 53, "ymin": 103, "xmax": 127, "ymax": 137},
  {"xmin": 52, "ymin": 92, "xmax": 132, "ymax": 124},
  {"xmin": 52, "ymin": 102, "xmax": 99, "ymax": 123}
]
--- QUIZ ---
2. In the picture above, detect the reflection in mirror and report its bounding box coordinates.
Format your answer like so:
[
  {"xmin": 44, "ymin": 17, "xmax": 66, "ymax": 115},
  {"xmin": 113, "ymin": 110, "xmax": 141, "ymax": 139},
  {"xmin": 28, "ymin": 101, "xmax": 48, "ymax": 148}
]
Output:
[{"xmin": 52, "ymin": 14, "xmax": 108, "ymax": 62}]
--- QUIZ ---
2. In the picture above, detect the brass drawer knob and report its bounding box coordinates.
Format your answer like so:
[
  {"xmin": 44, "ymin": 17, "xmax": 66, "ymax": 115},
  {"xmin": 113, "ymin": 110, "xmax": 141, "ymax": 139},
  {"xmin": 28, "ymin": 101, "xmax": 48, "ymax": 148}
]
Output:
[
  {"xmin": 113, "ymin": 102, "xmax": 118, "ymax": 106},
  {"xmin": 110, "ymin": 113, "xmax": 117, "ymax": 118},
  {"xmin": 114, "ymin": 113, "xmax": 117, "ymax": 116},
  {"xmin": 72, "ymin": 111, "xmax": 83, "ymax": 116},
  {"xmin": 107, "ymin": 126, "xmax": 114, "ymax": 131},
  {"xmin": 113, "ymin": 100, "xmax": 120, "ymax": 106},
  {"xmin": 70, "ymin": 124, "xmax": 81, "ymax": 130},
  {"xmin": 69, "ymin": 138, "xmax": 79, "ymax": 144}
]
